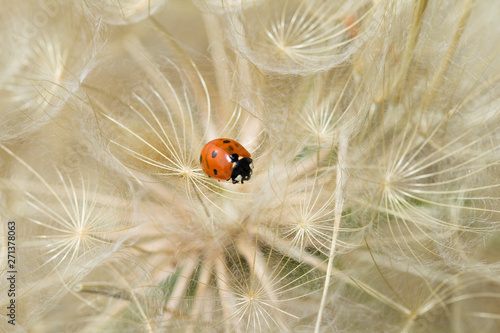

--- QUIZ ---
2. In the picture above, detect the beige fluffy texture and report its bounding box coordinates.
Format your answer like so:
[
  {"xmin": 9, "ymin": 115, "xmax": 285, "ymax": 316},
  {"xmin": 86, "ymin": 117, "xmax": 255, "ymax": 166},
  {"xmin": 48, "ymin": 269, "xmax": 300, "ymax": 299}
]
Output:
[{"xmin": 1, "ymin": 0, "xmax": 500, "ymax": 332}]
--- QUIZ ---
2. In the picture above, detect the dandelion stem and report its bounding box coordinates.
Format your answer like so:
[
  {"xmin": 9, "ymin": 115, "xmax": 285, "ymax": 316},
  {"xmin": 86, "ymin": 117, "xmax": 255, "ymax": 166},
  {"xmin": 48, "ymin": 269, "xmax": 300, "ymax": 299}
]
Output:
[
  {"xmin": 390, "ymin": 0, "xmax": 428, "ymax": 103},
  {"xmin": 203, "ymin": 13, "xmax": 232, "ymax": 116},
  {"xmin": 422, "ymin": 0, "xmax": 474, "ymax": 110},
  {"xmin": 193, "ymin": 185, "xmax": 211, "ymax": 219},
  {"xmin": 150, "ymin": 16, "xmax": 214, "ymax": 139},
  {"xmin": 314, "ymin": 131, "xmax": 349, "ymax": 333},
  {"xmin": 216, "ymin": 256, "xmax": 242, "ymax": 333}
]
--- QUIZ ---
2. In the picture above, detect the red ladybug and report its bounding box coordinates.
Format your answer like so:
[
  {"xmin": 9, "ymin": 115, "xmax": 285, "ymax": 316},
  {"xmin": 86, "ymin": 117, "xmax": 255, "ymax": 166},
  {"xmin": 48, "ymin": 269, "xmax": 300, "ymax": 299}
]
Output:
[{"xmin": 200, "ymin": 138, "xmax": 253, "ymax": 184}]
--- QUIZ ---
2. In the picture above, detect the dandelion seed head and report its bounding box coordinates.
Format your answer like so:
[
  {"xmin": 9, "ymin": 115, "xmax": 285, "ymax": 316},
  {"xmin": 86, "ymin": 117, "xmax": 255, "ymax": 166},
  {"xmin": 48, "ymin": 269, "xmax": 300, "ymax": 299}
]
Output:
[
  {"xmin": 5, "ymin": 0, "xmax": 500, "ymax": 331},
  {"xmin": 0, "ymin": 3, "xmax": 104, "ymax": 142},
  {"xmin": 228, "ymin": 0, "xmax": 377, "ymax": 74}
]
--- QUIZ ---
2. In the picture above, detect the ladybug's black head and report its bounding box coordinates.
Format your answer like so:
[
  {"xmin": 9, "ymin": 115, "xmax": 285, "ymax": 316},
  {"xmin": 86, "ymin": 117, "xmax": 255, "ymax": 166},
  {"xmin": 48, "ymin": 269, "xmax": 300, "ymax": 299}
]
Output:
[{"xmin": 231, "ymin": 157, "xmax": 253, "ymax": 184}]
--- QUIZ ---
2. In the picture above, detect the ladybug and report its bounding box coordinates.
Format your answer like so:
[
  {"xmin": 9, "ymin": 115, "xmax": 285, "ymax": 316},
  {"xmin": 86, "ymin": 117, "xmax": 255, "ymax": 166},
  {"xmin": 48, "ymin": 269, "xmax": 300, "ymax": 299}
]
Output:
[{"xmin": 200, "ymin": 138, "xmax": 253, "ymax": 184}]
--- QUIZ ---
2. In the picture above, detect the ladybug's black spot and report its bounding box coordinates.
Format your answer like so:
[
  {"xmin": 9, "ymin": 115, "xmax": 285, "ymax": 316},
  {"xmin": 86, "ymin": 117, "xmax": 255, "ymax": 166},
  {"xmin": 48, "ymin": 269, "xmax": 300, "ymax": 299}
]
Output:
[
  {"xmin": 199, "ymin": 155, "xmax": 202, "ymax": 163},
  {"xmin": 213, "ymin": 169, "xmax": 218, "ymax": 175},
  {"xmin": 223, "ymin": 140, "xmax": 230, "ymax": 143},
  {"xmin": 211, "ymin": 150, "xmax": 217, "ymax": 158}
]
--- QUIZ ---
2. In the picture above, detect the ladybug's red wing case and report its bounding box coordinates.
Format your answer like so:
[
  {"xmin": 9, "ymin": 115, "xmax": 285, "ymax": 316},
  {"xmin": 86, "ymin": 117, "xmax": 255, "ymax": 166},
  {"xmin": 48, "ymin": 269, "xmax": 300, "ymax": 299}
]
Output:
[
  {"xmin": 200, "ymin": 142, "xmax": 233, "ymax": 181},
  {"xmin": 216, "ymin": 139, "xmax": 251, "ymax": 159},
  {"xmin": 199, "ymin": 138, "xmax": 253, "ymax": 184}
]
